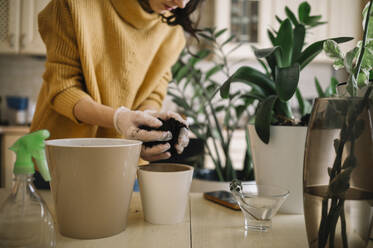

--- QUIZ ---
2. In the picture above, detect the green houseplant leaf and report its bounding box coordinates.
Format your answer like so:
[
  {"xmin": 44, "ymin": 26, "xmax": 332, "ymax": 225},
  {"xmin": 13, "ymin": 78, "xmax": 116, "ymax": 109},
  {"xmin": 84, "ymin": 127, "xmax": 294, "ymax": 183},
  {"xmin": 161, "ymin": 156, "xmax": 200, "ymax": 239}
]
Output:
[
  {"xmin": 297, "ymin": 37, "xmax": 354, "ymax": 70},
  {"xmin": 276, "ymin": 19, "xmax": 294, "ymax": 67},
  {"xmin": 275, "ymin": 63, "xmax": 300, "ymax": 101},
  {"xmin": 255, "ymin": 95, "xmax": 278, "ymax": 144},
  {"xmin": 220, "ymin": 66, "xmax": 276, "ymax": 99}
]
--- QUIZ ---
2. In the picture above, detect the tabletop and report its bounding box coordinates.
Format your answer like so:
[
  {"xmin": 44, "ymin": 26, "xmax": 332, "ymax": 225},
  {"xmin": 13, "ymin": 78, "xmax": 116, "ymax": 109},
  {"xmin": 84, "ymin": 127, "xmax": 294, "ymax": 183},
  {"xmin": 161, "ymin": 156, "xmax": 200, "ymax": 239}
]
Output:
[{"xmin": 0, "ymin": 188, "xmax": 314, "ymax": 248}]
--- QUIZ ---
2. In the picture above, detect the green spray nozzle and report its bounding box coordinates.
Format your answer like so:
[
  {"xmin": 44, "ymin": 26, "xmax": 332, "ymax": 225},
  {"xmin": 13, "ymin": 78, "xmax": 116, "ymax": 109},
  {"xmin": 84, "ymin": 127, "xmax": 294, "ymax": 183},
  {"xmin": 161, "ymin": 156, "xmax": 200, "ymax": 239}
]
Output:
[{"xmin": 9, "ymin": 130, "xmax": 51, "ymax": 181}]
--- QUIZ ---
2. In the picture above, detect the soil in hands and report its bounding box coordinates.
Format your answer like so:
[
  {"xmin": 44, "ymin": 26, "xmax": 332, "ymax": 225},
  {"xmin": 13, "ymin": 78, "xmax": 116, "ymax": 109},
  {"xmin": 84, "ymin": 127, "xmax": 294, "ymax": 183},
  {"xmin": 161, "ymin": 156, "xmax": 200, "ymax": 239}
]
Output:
[{"xmin": 139, "ymin": 118, "xmax": 187, "ymax": 156}]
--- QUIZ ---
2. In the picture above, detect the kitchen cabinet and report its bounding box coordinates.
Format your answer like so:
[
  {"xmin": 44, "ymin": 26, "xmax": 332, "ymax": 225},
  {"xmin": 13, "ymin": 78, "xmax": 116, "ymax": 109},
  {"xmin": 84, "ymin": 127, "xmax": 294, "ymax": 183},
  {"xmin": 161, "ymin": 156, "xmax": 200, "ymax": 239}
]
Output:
[
  {"xmin": 213, "ymin": 0, "xmax": 362, "ymax": 60},
  {"xmin": 0, "ymin": 0, "xmax": 50, "ymax": 55}
]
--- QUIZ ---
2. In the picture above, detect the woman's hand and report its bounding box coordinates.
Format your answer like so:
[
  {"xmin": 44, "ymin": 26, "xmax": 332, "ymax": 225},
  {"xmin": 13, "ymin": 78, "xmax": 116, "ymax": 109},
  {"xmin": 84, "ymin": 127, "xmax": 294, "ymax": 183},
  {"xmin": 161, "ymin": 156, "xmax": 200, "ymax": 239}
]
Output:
[
  {"xmin": 145, "ymin": 110, "xmax": 189, "ymax": 154},
  {"xmin": 114, "ymin": 107, "xmax": 173, "ymax": 161}
]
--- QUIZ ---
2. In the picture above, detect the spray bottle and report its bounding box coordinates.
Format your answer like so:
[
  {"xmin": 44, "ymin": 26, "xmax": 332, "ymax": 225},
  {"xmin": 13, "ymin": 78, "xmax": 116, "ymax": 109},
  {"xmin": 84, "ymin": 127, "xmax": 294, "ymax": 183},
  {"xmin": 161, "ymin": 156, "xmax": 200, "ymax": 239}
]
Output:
[{"xmin": 0, "ymin": 130, "xmax": 56, "ymax": 247}]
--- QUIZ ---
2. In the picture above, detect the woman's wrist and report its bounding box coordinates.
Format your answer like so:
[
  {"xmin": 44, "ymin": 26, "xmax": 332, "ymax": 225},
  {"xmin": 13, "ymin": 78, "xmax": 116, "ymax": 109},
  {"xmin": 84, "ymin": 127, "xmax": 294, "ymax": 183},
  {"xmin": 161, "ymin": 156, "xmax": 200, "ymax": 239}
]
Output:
[{"xmin": 73, "ymin": 97, "xmax": 116, "ymax": 128}]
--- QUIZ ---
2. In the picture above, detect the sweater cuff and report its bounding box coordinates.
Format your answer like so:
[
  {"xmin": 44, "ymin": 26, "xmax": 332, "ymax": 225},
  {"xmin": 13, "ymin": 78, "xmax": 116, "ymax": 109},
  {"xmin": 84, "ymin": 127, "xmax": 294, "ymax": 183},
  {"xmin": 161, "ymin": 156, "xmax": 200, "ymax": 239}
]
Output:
[{"xmin": 52, "ymin": 87, "xmax": 91, "ymax": 124}]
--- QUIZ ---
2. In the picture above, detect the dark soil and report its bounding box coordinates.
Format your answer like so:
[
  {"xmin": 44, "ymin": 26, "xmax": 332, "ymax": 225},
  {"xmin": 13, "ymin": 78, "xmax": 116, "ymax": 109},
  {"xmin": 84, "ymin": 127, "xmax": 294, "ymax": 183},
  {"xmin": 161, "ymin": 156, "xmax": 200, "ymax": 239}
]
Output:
[{"xmin": 139, "ymin": 118, "xmax": 187, "ymax": 156}]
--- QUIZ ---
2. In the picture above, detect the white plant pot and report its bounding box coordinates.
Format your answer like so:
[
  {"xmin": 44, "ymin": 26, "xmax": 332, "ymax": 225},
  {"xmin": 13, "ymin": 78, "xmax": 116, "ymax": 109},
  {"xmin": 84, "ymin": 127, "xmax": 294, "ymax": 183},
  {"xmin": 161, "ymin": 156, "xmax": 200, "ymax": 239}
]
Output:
[{"xmin": 248, "ymin": 124, "xmax": 307, "ymax": 214}]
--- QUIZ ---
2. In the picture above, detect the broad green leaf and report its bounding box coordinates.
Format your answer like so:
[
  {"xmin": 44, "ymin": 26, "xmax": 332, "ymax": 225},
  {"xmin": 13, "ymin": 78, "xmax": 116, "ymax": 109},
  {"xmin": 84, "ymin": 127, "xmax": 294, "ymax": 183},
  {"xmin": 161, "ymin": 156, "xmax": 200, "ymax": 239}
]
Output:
[
  {"xmin": 344, "ymin": 47, "xmax": 359, "ymax": 74},
  {"xmin": 205, "ymin": 64, "xmax": 224, "ymax": 80},
  {"xmin": 297, "ymin": 37, "xmax": 353, "ymax": 70},
  {"xmin": 215, "ymin": 28, "xmax": 228, "ymax": 38},
  {"xmin": 292, "ymin": 24, "xmax": 306, "ymax": 62},
  {"xmin": 220, "ymin": 66, "xmax": 276, "ymax": 98},
  {"xmin": 314, "ymin": 77, "xmax": 325, "ymax": 97},
  {"xmin": 298, "ymin": 2, "xmax": 311, "ymax": 24},
  {"xmin": 285, "ymin": 7, "xmax": 299, "ymax": 26},
  {"xmin": 255, "ymin": 95, "xmax": 278, "ymax": 144},
  {"xmin": 276, "ymin": 19, "xmax": 294, "ymax": 67},
  {"xmin": 323, "ymin": 40, "xmax": 343, "ymax": 60},
  {"xmin": 252, "ymin": 46, "xmax": 280, "ymax": 58},
  {"xmin": 275, "ymin": 63, "xmax": 300, "ymax": 101}
]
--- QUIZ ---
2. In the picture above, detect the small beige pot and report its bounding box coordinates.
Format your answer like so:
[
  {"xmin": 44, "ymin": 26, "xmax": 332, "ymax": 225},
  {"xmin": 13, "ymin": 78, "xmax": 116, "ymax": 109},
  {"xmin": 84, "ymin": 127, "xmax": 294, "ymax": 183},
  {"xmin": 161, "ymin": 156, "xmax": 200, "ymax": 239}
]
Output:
[
  {"xmin": 137, "ymin": 163, "xmax": 193, "ymax": 225},
  {"xmin": 45, "ymin": 138, "xmax": 141, "ymax": 239}
]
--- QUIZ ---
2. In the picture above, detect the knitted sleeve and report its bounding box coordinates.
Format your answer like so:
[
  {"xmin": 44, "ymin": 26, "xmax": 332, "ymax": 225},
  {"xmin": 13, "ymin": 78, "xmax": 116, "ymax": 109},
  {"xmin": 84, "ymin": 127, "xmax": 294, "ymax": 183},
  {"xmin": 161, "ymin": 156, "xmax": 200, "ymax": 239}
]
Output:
[
  {"xmin": 38, "ymin": 0, "xmax": 91, "ymax": 124},
  {"xmin": 136, "ymin": 70, "xmax": 171, "ymax": 111}
]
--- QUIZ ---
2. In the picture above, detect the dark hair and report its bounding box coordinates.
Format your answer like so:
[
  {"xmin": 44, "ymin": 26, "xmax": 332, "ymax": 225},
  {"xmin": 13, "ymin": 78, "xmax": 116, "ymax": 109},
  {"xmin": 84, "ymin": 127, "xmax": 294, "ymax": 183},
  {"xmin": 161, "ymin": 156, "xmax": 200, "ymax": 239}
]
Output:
[{"xmin": 161, "ymin": 0, "xmax": 203, "ymax": 38}]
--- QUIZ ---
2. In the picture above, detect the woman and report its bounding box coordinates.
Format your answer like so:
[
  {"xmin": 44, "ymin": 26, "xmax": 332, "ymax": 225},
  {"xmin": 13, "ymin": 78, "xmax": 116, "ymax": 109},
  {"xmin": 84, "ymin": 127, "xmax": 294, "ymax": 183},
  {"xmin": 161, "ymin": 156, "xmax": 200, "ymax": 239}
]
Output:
[{"xmin": 31, "ymin": 0, "xmax": 202, "ymax": 187}]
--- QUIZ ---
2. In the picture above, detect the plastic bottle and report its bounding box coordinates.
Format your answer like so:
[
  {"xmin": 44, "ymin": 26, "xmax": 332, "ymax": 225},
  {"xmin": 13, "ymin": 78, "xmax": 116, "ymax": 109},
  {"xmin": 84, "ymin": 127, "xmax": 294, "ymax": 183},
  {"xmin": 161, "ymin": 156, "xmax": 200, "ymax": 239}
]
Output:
[{"xmin": 0, "ymin": 130, "xmax": 56, "ymax": 248}]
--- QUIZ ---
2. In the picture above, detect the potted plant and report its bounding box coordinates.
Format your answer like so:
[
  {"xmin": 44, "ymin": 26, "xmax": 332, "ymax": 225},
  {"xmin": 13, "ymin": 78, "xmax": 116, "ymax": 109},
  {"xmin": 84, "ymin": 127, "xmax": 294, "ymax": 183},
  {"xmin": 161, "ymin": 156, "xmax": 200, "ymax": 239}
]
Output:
[
  {"xmin": 303, "ymin": 1, "xmax": 373, "ymax": 247},
  {"xmin": 169, "ymin": 27, "xmax": 254, "ymax": 191},
  {"xmin": 219, "ymin": 1, "xmax": 353, "ymax": 213}
]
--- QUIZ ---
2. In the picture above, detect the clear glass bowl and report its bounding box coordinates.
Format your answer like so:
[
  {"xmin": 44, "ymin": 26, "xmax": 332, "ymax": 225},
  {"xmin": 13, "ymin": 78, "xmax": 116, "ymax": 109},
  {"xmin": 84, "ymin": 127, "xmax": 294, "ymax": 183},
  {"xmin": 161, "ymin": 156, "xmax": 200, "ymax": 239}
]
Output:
[{"xmin": 230, "ymin": 182, "xmax": 289, "ymax": 231}]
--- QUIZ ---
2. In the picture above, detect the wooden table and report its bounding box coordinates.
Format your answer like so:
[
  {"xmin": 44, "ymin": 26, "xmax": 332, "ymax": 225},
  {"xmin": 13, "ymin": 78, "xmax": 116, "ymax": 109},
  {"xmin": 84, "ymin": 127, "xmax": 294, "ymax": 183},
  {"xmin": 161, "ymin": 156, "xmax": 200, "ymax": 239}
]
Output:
[{"xmin": 0, "ymin": 189, "xmax": 313, "ymax": 248}]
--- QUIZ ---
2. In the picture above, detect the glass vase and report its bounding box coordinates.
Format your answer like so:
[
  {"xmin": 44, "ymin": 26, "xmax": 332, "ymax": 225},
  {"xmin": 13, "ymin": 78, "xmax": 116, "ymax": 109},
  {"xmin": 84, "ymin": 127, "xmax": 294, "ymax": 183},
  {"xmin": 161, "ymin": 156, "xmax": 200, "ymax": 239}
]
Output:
[{"xmin": 303, "ymin": 97, "xmax": 373, "ymax": 248}]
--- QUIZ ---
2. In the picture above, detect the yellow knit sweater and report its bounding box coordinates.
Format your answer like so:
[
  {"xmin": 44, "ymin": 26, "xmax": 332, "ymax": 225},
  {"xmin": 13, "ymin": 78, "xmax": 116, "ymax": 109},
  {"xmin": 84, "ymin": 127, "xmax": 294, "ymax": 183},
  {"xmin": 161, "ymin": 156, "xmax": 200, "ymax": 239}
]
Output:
[{"xmin": 31, "ymin": 0, "xmax": 185, "ymax": 139}]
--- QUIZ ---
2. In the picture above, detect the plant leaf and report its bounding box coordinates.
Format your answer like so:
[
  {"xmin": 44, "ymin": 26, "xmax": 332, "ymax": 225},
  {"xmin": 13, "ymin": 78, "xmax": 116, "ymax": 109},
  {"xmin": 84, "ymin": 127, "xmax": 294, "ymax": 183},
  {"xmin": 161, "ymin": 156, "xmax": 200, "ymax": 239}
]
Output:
[
  {"xmin": 205, "ymin": 64, "xmax": 224, "ymax": 80},
  {"xmin": 297, "ymin": 37, "xmax": 353, "ymax": 70},
  {"xmin": 215, "ymin": 28, "xmax": 228, "ymax": 38},
  {"xmin": 292, "ymin": 24, "xmax": 306, "ymax": 62},
  {"xmin": 275, "ymin": 63, "xmax": 300, "ymax": 101},
  {"xmin": 276, "ymin": 19, "xmax": 294, "ymax": 67},
  {"xmin": 252, "ymin": 46, "xmax": 280, "ymax": 58},
  {"xmin": 324, "ymin": 77, "xmax": 339, "ymax": 96},
  {"xmin": 298, "ymin": 2, "xmax": 311, "ymax": 24},
  {"xmin": 267, "ymin": 30, "xmax": 276, "ymax": 45},
  {"xmin": 295, "ymin": 89, "xmax": 312, "ymax": 116},
  {"xmin": 344, "ymin": 47, "xmax": 359, "ymax": 74},
  {"xmin": 220, "ymin": 66, "xmax": 276, "ymax": 98},
  {"xmin": 323, "ymin": 40, "xmax": 343, "ymax": 59},
  {"xmin": 255, "ymin": 95, "xmax": 278, "ymax": 144},
  {"xmin": 285, "ymin": 7, "xmax": 299, "ymax": 26},
  {"xmin": 314, "ymin": 77, "xmax": 325, "ymax": 97}
]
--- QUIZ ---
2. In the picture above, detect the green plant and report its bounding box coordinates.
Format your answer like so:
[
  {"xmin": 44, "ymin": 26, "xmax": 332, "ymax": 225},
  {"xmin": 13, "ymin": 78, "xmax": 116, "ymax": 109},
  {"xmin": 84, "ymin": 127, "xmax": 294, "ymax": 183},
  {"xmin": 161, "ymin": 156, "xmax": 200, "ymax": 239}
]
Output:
[
  {"xmin": 219, "ymin": 1, "xmax": 353, "ymax": 144},
  {"xmin": 315, "ymin": 1, "xmax": 373, "ymax": 247},
  {"xmin": 169, "ymin": 28, "xmax": 254, "ymax": 182}
]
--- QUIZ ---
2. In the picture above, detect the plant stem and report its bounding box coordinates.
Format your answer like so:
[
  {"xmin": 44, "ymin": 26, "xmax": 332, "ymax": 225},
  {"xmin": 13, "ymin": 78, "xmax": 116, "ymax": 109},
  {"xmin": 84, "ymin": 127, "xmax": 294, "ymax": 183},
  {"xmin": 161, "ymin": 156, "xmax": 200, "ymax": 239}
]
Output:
[{"xmin": 340, "ymin": 205, "xmax": 348, "ymax": 248}]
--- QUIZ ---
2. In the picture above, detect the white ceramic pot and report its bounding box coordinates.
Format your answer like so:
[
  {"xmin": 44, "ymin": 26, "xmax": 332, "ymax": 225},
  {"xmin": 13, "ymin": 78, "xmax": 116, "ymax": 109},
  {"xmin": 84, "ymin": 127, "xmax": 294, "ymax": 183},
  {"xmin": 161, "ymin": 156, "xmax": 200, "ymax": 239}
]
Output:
[
  {"xmin": 137, "ymin": 163, "xmax": 193, "ymax": 225},
  {"xmin": 248, "ymin": 125, "xmax": 307, "ymax": 214},
  {"xmin": 45, "ymin": 138, "xmax": 141, "ymax": 239}
]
